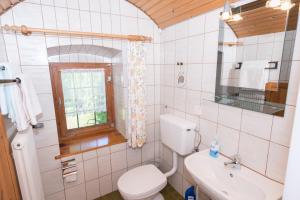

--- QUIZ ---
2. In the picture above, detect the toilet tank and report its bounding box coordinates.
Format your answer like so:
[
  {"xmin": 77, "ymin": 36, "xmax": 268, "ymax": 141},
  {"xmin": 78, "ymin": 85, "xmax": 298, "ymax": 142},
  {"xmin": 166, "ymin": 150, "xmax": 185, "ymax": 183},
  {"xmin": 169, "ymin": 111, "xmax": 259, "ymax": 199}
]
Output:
[{"xmin": 160, "ymin": 114, "xmax": 196, "ymax": 156}]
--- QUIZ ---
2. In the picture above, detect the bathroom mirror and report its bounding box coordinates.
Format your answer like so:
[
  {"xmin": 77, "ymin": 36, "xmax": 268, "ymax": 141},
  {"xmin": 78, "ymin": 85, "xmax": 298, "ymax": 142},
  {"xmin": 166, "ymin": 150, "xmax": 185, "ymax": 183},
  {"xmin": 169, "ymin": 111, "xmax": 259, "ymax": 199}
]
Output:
[{"xmin": 215, "ymin": 0, "xmax": 299, "ymax": 116}]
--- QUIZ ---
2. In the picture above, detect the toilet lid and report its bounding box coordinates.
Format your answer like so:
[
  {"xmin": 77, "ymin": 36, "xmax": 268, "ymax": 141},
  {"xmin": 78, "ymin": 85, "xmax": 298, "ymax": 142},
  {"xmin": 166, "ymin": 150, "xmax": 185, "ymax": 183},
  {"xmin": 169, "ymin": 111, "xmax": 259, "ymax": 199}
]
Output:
[{"xmin": 118, "ymin": 164, "xmax": 167, "ymax": 199}]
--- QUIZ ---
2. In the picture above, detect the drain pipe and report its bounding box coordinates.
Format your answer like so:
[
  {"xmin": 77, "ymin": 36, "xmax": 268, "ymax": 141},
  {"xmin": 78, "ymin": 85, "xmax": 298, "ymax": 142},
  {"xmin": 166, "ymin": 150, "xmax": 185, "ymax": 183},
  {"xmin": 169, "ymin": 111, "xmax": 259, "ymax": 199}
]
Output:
[{"xmin": 164, "ymin": 151, "xmax": 178, "ymax": 178}]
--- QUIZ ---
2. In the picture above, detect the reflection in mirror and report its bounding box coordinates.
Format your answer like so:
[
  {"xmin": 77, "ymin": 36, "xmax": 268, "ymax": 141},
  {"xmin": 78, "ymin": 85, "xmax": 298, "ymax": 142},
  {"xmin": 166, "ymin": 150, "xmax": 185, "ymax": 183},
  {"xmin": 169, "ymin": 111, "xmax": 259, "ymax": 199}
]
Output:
[{"xmin": 216, "ymin": 0, "xmax": 299, "ymax": 117}]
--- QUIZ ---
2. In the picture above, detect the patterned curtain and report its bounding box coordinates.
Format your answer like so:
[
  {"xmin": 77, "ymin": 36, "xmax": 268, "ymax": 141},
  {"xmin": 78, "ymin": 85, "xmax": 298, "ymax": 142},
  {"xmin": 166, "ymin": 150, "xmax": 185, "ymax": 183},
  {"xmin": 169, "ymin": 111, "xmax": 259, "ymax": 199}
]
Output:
[{"xmin": 127, "ymin": 42, "xmax": 146, "ymax": 148}]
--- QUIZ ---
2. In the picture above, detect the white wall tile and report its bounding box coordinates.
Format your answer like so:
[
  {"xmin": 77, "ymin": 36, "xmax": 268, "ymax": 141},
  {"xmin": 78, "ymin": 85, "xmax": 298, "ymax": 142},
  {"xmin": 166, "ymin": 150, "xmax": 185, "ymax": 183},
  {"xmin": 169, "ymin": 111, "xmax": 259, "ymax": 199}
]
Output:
[
  {"xmin": 204, "ymin": 9, "xmax": 220, "ymax": 33},
  {"xmin": 200, "ymin": 119, "xmax": 218, "ymax": 146},
  {"xmin": 99, "ymin": 174, "xmax": 113, "ymax": 196},
  {"xmin": 186, "ymin": 90, "xmax": 201, "ymax": 115},
  {"xmin": 201, "ymin": 100, "xmax": 218, "ymax": 122},
  {"xmin": 112, "ymin": 169, "xmax": 126, "ymax": 191},
  {"xmin": 271, "ymin": 106, "xmax": 295, "ymax": 147},
  {"xmin": 111, "ymin": 150, "xmax": 127, "ymax": 172},
  {"xmin": 142, "ymin": 142, "xmax": 155, "ymax": 162},
  {"xmin": 17, "ymin": 35, "xmax": 48, "ymax": 65},
  {"xmin": 86, "ymin": 179, "xmax": 100, "ymax": 200},
  {"xmin": 266, "ymin": 143, "xmax": 289, "ymax": 183},
  {"xmin": 174, "ymin": 88, "xmax": 186, "ymax": 112},
  {"xmin": 241, "ymin": 110, "xmax": 273, "ymax": 140},
  {"xmin": 187, "ymin": 64, "xmax": 202, "ymax": 90},
  {"xmin": 239, "ymin": 133, "xmax": 269, "ymax": 174},
  {"xmin": 38, "ymin": 93, "xmax": 56, "ymax": 121},
  {"xmin": 188, "ymin": 35, "xmax": 204, "ymax": 63},
  {"xmin": 203, "ymin": 31, "xmax": 218, "ymax": 63},
  {"xmin": 42, "ymin": 5, "xmax": 57, "ymax": 29},
  {"xmin": 218, "ymin": 125, "xmax": 239, "ymax": 157},
  {"xmin": 98, "ymin": 155, "xmax": 111, "ymax": 177},
  {"xmin": 188, "ymin": 15, "xmax": 205, "ymax": 36},
  {"xmin": 34, "ymin": 120, "xmax": 59, "ymax": 148},
  {"xmin": 286, "ymin": 61, "xmax": 300, "ymax": 106},
  {"xmin": 65, "ymin": 183, "xmax": 86, "ymax": 200},
  {"xmin": 42, "ymin": 169, "xmax": 64, "ymax": 196},
  {"xmin": 84, "ymin": 157, "xmax": 99, "ymax": 181},
  {"xmin": 201, "ymin": 63, "xmax": 216, "ymax": 93},
  {"xmin": 13, "ymin": 3, "xmax": 44, "ymax": 27},
  {"xmin": 37, "ymin": 145, "xmax": 60, "ymax": 172},
  {"xmin": 126, "ymin": 148, "xmax": 141, "ymax": 167},
  {"xmin": 45, "ymin": 191, "xmax": 65, "ymax": 200},
  {"xmin": 218, "ymin": 105, "xmax": 242, "ymax": 130},
  {"xmin": 110, "ymin": 143, "xmax": 126, "ymax": 153}
]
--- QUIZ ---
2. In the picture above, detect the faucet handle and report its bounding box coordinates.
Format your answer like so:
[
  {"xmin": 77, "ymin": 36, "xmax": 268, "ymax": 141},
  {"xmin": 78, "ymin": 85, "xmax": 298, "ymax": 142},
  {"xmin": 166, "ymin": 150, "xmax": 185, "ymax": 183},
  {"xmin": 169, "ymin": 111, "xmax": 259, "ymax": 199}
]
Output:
[{"xmin": 232, "ymin": 154, "xmax": 241, "ymax": 163}]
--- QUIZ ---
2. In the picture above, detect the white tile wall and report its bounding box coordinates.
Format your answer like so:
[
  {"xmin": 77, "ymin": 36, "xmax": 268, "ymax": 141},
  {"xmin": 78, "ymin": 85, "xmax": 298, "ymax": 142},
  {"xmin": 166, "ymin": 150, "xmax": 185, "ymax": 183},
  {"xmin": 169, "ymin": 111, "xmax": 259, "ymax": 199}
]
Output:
[
  {"xmin": 1, "ymin": 0, "xmax": 299, "ymax": 199},
  {"xmin": 0, "ymin": 0, "xmax": 161, "ymax": 199},
  {"xmin": 159, "ymin": 7, "xmax": 300, "ymax": 197}
]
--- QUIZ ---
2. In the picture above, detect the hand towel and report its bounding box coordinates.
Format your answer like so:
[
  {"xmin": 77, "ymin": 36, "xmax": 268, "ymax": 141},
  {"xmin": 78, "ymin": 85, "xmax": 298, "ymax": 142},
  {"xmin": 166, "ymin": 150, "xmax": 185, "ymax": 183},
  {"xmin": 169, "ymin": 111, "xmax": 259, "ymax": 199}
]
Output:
[
  {"xmin": 239, "ymin": 60, "xmax": 270, "ymax": 90},
  {"xmin": 17, "ymin": 74, "xmax": 42, "ymax": 128}
]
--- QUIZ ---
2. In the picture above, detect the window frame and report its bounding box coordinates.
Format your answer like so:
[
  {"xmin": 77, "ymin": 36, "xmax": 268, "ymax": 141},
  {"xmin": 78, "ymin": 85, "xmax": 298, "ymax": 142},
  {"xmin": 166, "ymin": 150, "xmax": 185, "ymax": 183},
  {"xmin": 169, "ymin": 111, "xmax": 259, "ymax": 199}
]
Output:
[{"xmin": 49, "ymin": 63, "xmax": 115, "ymax": 142}]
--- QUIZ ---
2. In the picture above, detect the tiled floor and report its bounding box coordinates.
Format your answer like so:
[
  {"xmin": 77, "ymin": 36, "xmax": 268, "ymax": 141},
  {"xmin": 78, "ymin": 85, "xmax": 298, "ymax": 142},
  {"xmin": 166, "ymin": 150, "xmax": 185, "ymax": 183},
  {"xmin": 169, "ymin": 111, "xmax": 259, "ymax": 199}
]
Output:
[{"xmin": 96, "ymin": 184, "xmax": 184, "ymax": 200}]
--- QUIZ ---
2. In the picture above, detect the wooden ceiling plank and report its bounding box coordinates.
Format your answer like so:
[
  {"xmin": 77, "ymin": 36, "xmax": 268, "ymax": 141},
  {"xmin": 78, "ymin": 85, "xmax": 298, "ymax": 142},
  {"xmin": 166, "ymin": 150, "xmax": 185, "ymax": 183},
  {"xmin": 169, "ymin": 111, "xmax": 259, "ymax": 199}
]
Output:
[
  {"xmin": 141, "ymin": 0, "xmax": 165, "ymax": 11},
  {"xmin": 159, "ymin": 0, "xmax": 228, "ymax": 28},
  {"xmin": 147, "ymin": 0, "xmax": 178, "ymax": 15},
  {"xmin": 134, "ymin": 0, "xmax": 150, "ymax": 8},
  {"xmin": 154, "ymin": 0, "xmax": 215, "ymax": 24},
  {"xmin": 0, "ymin": 0, "xmax": 12, "ymax": 10},
  {"xmin": 151, "ymin": 0, "xmax": 196, "ymax": 19},
  {"xmin": 9, "ymin": 0, "xmax": 21, "ymax": 4}
]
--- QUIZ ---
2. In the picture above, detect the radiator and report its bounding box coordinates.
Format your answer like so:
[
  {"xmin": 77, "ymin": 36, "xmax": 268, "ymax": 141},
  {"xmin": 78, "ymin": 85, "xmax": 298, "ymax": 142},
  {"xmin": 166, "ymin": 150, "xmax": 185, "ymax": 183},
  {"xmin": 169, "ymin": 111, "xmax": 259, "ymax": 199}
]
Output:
[{"xmin": 11, "ymin": 128, "xmax": 45, "ymax": 200}]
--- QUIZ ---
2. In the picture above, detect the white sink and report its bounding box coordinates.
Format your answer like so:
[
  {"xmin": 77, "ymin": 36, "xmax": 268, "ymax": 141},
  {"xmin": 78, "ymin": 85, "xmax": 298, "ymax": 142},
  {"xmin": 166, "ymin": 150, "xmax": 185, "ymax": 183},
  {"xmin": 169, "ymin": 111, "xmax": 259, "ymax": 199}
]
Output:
[{"xmin": 184, "ymin": 150, "xmax": 283, "ymax": 200}]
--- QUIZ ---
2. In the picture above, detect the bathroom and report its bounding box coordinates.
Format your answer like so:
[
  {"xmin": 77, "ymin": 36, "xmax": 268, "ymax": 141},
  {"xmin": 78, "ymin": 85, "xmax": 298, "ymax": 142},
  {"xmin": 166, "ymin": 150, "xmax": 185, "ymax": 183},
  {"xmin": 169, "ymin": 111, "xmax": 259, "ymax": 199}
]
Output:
[{"xmin": 0, "ymin": 0, "xmax": 300, "ymax": 199}]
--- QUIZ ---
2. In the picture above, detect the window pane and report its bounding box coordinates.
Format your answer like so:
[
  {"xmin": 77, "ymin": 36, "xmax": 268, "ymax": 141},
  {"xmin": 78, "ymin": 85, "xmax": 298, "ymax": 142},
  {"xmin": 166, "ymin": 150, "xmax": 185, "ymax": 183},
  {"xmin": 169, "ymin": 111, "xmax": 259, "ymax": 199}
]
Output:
[
  {"xmin": 74, "ymin": 71, "xmax": 92, "ymax": 88},
  {"xmin": 61, "ymin": 69, "xmax": 108, "ymax": 130},
  {"xmin": 63, "ymin": 89, "xmax": 76, "ymax": 113},
  {"xmin": 66, "ymin": 113, "xmax": 78, "ymax": 129},
  {"xmin": 78, "ymin": 112, "xmax": 95, "ymax": 128},
  {"xmin": 95, "ymin": 111, "xmax": 107, "ymax": 124},
  {"xmin": 76, "ymin": 88, "xmax": 94, "ymax": 112}
]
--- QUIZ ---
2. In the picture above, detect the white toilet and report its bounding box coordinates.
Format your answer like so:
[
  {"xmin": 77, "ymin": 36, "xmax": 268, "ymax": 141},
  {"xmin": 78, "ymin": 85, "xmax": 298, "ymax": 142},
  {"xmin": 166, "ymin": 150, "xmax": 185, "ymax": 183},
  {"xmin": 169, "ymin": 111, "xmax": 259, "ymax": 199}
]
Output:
[{"xmin": 118, "ymin": 114, "xmax": 196, "ymax": 200}]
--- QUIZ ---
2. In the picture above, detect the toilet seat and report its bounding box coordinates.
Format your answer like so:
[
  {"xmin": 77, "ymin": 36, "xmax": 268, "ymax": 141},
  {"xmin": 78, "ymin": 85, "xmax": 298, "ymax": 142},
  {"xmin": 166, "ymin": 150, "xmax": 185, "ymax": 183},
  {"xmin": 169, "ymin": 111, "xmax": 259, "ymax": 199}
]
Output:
[{"xmin": 118, "ymin": 164, "xmax": 167, "ymax": 200}]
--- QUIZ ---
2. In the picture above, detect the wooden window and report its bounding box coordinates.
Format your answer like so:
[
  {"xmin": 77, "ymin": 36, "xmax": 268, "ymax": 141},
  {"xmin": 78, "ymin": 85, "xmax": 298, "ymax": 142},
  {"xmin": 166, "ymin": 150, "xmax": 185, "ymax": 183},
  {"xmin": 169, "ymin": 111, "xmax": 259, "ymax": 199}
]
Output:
[{"xmin": 50, "ymin": 63, "xmax": 115, "ymax": 142}]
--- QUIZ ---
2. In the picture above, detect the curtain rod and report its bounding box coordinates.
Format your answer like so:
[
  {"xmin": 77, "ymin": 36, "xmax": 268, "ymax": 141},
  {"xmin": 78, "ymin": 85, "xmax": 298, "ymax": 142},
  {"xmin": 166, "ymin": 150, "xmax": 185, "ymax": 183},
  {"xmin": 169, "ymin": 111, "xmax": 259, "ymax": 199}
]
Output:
[{"xmin": 1, "ymin": 24, "xmax": 152, "ymax": 42}]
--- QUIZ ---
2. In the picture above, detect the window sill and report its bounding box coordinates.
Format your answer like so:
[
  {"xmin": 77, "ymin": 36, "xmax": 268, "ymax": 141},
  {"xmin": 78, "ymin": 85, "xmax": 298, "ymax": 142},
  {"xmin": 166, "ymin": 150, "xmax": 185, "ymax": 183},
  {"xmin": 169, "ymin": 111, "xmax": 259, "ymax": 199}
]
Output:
[{"xmin": 55, "ymin": 131, "xmax": 127, "ymax": 159}]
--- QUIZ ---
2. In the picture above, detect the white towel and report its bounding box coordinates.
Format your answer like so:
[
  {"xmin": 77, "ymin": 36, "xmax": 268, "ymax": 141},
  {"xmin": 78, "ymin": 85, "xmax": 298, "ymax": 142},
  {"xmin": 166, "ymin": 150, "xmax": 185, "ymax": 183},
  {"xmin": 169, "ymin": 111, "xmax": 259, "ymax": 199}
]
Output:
[
  {"xmin": 239, "ymin": 60, "xmax": 270, "ymax": 90},
  {"xmin": 0, "ymin": 63, "xmax": 17, "ymax": 120},
  {"xmin": 15, "ymin": 74, "xmax": 42, "ymax": 131},
  {"xmin": 0, "ymin": 64, "xmax": 42, "ymax": 131}
]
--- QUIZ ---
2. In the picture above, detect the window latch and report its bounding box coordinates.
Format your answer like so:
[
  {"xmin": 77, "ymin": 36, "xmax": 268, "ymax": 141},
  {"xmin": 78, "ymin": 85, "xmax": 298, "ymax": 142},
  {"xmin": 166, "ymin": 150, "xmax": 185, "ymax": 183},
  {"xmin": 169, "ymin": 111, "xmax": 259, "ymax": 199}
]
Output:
[{"xmin": 107, "ymin": 76, "xmax": 112, "ymax": 82}]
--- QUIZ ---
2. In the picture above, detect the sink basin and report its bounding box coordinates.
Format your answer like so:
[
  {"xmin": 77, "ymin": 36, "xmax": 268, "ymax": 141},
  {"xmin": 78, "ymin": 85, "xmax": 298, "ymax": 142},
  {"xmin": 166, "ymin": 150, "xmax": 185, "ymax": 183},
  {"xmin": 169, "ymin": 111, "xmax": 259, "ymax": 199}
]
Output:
[{"xmin": 184, "ymin": 150, "xmax": 283, "ymax": 200}]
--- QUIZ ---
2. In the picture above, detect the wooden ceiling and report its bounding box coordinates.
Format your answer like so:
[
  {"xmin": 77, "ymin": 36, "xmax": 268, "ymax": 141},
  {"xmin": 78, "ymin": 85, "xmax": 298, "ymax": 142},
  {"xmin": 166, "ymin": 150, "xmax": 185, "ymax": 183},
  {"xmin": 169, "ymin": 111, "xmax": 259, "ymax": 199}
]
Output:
[
  {"xmin": 0, "ymin": 0, "xmax": 23, "ymax": 15},
  {"xmin": 128, "ymin": 0, "xmax": 236, "ymax": 28},
  {"xmin": 227, "ymin": 0, "xmax": 299, "ymax": 38},
  {"xmin": 227, "ymin": 7, "xmax": 288, "ymax": 38}
]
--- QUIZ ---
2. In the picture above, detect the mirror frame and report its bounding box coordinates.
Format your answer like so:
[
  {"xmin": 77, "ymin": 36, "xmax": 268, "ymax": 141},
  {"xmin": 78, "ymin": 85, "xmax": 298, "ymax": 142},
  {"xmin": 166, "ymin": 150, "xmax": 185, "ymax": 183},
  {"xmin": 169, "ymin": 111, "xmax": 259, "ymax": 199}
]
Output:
[{"xmin": 215, "ymin": 1, "xmax": 299, "ymax": 117}]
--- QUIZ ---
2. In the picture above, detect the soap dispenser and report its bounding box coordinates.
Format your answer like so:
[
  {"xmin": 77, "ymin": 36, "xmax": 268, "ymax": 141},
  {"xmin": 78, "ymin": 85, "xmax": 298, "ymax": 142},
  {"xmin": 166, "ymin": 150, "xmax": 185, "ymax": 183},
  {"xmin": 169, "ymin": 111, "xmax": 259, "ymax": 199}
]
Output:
[{"xmin": 209, "ymin": 139, "xmax": 219, "ymax": 158}]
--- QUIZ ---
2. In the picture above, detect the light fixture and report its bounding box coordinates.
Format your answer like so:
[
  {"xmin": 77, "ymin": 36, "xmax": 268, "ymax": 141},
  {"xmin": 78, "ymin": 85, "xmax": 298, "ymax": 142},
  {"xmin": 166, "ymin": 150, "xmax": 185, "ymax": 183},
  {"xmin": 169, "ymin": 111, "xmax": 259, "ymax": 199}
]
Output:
[
  {"xmin": 220, "ymin": 1, "xmax": 233, "ymax": 20},
  {"xmin": 280, "ymin": 0, "xmax": 295, "ymax": 10},
  {"xmin": 228, "ymin": 13, "xmax": 243, "ymax": 22},
  {"xmin": 266, "ymin": 0, "xmax": 295, "ymax": 10},
  {"xmin": 266, "ymin": 0, "xmax": 281, "ymax": 8},
  {"xmin": 220, "ymin": 1, "xmax": 243, "ymax": 22}
]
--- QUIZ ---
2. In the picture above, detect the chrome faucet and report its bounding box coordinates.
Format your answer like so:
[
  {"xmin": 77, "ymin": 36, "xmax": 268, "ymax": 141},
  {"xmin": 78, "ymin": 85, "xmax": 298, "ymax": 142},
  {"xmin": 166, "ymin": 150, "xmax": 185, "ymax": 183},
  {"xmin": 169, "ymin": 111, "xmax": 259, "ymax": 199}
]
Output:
[{"xmin": 224, "ymin": 154, "xmax": 241, "ymax": 169}]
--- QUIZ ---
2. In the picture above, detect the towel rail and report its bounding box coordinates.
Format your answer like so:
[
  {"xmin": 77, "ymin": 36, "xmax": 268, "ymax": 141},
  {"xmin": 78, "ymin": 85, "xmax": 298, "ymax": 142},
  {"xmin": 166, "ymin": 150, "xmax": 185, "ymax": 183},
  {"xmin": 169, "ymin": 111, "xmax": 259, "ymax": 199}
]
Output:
[
  {"xmin": 1, "ymin": 66, "xmax": 22, "ymax": 84},
  {"xmin": 0, "ymin": 78, "xmax": 21, "ymax": 84},
  {"xmin": 234, "ymin": 61, "xmax": 279, "ymax": 70}
]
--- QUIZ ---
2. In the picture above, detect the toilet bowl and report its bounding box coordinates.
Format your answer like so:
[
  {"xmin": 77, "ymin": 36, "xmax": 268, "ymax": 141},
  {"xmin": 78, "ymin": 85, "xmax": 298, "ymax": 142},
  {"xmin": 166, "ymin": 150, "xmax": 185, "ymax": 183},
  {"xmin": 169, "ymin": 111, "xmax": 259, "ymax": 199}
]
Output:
[
  {"xmin": 117, "ymin": 114, "xmax": 196, "ymax": 200},
  {"xmin": 118, "ymin": 165, "xmax": 167, "ymax": 200}
]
